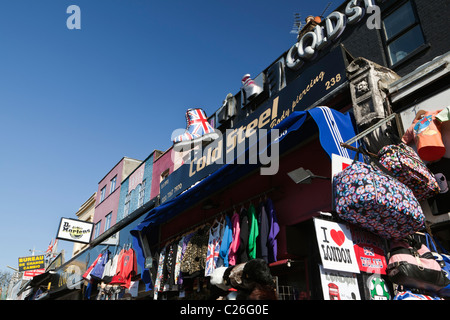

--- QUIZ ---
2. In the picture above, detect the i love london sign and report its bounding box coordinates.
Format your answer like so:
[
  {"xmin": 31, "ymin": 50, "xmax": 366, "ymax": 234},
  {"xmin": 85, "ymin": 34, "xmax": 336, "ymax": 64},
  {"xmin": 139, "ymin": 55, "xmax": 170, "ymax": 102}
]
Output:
[{"xmin": 314, "ymin": 218, "xmax": 360, "ymax": 273}]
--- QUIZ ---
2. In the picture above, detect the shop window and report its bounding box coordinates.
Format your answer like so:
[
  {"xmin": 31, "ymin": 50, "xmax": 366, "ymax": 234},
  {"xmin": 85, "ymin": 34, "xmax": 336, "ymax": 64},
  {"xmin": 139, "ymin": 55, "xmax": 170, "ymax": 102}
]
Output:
[{"xmin": 382, "ymin": 1, "xmax": 426, "ymax": 66}]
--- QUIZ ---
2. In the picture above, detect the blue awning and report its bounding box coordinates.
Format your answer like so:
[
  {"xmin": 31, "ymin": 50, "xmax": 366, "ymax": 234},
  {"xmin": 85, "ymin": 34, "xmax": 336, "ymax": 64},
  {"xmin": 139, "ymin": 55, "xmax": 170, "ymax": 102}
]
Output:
[{"xmin": 130, "ymin": 107, "xmax": 361, "ymax": 291}]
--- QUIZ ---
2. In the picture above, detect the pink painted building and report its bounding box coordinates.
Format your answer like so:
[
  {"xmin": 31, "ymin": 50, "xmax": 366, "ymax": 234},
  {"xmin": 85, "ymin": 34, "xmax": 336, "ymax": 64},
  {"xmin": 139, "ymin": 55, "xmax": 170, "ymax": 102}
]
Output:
[
  {"xmin": 92, "ymin": 157, "xmax": 142, "ymax": 239},
  {"xmin": 150, "ymin": 147, "xmax": 186, "ymax": 200}
]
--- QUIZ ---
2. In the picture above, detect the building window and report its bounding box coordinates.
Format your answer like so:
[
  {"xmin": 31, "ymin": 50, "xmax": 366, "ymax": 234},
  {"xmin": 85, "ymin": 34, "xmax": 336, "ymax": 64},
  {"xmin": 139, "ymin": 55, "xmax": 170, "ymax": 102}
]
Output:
[
  {"xmin": 138, "ymin": 180, "xmax": 146, "ymax": 207},
  {"xmin": 382, "ymin": 1, "xmax": 425, "ymax": 66},
  {"xmin": 110, "ymin": 176, "xmax": 117, "ymax": 194},
  {"xmin": 161, "ymin": 169, "xmax": 170, "ymax": 182},
  {"xmin": 105, "ymin": 212, "xmax": 112, "ymax": 231},
  {"xmin": 94, "ymin": 221, "xmax": 101, "ymax": 238},
  {"xmin": 124, "ymin": 192, "xmax": 131, "ymax": 217},
  {"xmin": 100, "ymin": 186, "xmax": 106, "ymax": 202}
]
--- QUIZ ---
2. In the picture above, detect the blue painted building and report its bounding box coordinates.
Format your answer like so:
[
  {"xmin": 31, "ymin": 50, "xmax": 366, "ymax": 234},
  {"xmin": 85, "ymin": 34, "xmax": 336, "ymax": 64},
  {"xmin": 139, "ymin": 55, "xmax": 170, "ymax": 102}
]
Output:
[{"xmin": 116, "ymin": 150, "xmax": 161, "ymax": 223}]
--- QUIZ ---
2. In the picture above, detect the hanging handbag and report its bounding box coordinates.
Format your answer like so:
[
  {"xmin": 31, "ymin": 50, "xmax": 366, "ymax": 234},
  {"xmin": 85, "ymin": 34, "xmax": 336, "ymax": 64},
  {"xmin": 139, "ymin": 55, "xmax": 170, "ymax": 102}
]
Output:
[
  {"xmin": 387, "ymin": 237, "xmax": 450, "ymax": 293},
  {"xmin": 333, "ymin": 159, "xmax": 425, "ymax": 240},
  {"xmin": 425, "ymin": 233, "xmax": 450, "ymax": 297},
  {"xmin": 377, "ymin": 143, "xmax": 440, "ymax": 201}
]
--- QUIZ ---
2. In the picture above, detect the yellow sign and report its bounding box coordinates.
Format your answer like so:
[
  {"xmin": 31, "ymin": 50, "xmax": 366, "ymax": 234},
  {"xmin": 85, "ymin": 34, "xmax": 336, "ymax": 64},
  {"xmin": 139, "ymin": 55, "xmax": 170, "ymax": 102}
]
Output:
[{"xmin": 18, "ymin": 255, "xmax": 45, "ymax": 272}]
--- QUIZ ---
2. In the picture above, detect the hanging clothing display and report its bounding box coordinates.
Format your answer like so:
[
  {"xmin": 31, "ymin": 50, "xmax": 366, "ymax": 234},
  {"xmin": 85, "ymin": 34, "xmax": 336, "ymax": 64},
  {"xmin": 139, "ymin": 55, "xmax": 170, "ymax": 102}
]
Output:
[
  {"xmin": 219, "ymin": 215, "xmax": 233, "ymax": 267},
  {"xmin": 151, "ymin": 197, "xmax": 281, "ymax": 300},
  {"xmin": 153, "ymin": 249, "xmax": 165, "ymax": 300},
  {"xmin": 247, "ymin": 204, "xmax": 259, "ymax": 260},
  {"xmin": 257, "ymin": 202, "xmax": 270, "ymax": 262},
  {"xmin": 110, "ymin": 248, "xmax": 137, "ymax": 289},
  {"xmin": 237, "ymin": 207, "xmax": 249, "ymax": 264},
  {"xmin": 83, "ymin": 253, "xmax": 103, "ymax": 281},
  {"xmin": 90, "ymin": 249, "xmax": 110, "ymax": 281},
  {"xmin": 402, "ymin": 109, "xmax": 446, "ymax": 162},
  {"xmin": 265, "ymin": 198, "xmax": 280, "ymax": 263},
  {"xmin": 162, "ymin": 240, "xmax": 178, "ymax": 290},
  {"xmin": 180, "ymin": 225, "xmax": 209, "ymax": 277},
  {"xmin": 205, "ymin": 220, "xmax": 223, "ymax": 276},
  {"xmin": 174, "ymin": 235, "xmax": 185, "ymax": 286},
  {"xmin": 228, "ymin": 211, "xmax": 241, "ymax": 266}
]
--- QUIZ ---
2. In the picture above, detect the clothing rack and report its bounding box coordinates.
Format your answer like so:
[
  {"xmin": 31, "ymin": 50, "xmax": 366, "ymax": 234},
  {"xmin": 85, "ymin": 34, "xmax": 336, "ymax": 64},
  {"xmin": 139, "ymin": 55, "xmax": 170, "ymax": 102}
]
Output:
[{"xmin": 156, "ymin": 187, "xmax": 279, "ymax": 248}]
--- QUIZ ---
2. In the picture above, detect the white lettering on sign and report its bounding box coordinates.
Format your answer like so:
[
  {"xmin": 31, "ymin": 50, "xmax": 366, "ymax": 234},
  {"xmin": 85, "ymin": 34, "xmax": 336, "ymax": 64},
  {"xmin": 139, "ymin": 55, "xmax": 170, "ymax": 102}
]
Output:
[{"xmin": 287, "ymin": 0, "xmax": 379, "ymax": 70}]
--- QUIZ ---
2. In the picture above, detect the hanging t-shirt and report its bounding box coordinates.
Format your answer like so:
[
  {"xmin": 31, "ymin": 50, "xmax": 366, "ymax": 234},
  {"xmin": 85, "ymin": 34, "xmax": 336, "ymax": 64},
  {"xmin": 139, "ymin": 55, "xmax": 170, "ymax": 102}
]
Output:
[
  {"xmin": 101, "ymin": 256, "xmax": 112, "ymax": 281},
  {"xmin": 219, "ymin": 215, "xmax": 233, "ymax": 267},
  {"xmin": 402, "ymin": 109, "xmax": 445, "ymax": 162},
  {"xmin": 205, "ymin": 220, "xmax": 223, "ymax": 276},
  {"xmin": 90, "ymin": 250, "xmax": 109, "ymax": 281},
  {"xmin": 228, "ymin": 212, "xmax": 240, "ymax": 266},
  {"xmin": 109, "ymin": 251, "xmax": 120, "ymax": 279},
  {"xmin": 83, "ymin": 253, "xmax": 103, "ymax": 281},
  {"xmin": 257, "ymin": 203, "xmax": 270, "ymax": 262},
  {"xmin": 247, "ymin": 204, "xmax": 259, "ymax": 260},
  {"xmin": 266, "ymin": 198, "xmax": 280, "ymax": 263},
  {"xmin": 154, "ymin": 249, "xmax": 166, "ymax": 300},
  {"xmin": 110, "ymin": 249, "xmax": 126, "ymax": 286},
  {"xmin": 177, "ymin": 232, "xmax": 194, "ymax": 285},
  {"xmin": 237, "ymin": 207, "xmax": 249, "ymax": 264},
  {"xmin": 174, "ymin": 236, "xmax": 185, "ymax": 286},
  {"xmin": 180, "ymin": 226, "xmax": 209, "ymax": 276},
  {"xmin": 163, "ymin": 240, "xmax": 178, "ymax": 290},
  {"xmin": 121, "ymin": 248, "xmax": 137, "ymax": 289}
]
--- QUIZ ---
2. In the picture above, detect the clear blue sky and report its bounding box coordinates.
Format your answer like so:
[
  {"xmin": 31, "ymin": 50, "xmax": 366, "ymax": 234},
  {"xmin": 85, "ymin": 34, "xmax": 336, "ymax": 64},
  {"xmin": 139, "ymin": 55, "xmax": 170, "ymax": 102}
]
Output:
[{"xmin": 0, "ymin": 0, "xmax": 334, "ymax": 274}]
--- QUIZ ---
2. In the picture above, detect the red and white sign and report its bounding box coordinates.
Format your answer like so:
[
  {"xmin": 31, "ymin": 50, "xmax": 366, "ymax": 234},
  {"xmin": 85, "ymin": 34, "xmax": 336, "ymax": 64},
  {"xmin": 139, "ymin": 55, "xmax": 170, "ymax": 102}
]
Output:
[
  {"xmin": 319, "ymin": 265, "xmax": 361, "ymax": 300},
  {"xmin": 331, "ymin": 153, "xmax": 353, "ymax": 180},
  {"xmin": 350, "ymin": 225, "xmax": 388, "ymax": 274},
  {"xmin": 23, "ymin": 268, "xmax": 45, "ymax": 280}
]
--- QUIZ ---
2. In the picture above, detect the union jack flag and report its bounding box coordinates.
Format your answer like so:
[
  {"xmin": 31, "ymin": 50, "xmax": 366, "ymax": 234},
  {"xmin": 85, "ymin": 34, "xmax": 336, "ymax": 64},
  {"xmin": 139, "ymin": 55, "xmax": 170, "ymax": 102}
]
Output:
[
  {"xmin": 205, "ymin": 239, "xmax": 221, "ymax": 276},
  {"xmin": 173, "ymin": 108, "xmax": 215, "ymax": 143},
  {"xmin": 189, "ymin": 109, "xmax": 211, "ymax": 136}
]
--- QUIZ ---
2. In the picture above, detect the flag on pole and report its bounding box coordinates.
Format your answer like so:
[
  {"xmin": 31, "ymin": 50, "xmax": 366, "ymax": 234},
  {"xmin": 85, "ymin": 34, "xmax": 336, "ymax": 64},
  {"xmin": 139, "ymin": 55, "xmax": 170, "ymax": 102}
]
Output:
[
  {"xmin": 46, "ymin": 239, "xmax": 54, "ymax": 254},
  {"xmin": 52, "ymin": 239, "xmax": 58, "ymax": 255}
]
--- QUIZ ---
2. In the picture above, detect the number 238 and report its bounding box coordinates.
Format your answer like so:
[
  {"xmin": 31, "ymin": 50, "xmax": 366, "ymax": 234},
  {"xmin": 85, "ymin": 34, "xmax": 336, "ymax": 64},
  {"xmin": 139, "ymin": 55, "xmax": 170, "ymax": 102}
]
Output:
[{"xmin": 325, "ymin": 74, "xmax": 341, "ymax": 90}]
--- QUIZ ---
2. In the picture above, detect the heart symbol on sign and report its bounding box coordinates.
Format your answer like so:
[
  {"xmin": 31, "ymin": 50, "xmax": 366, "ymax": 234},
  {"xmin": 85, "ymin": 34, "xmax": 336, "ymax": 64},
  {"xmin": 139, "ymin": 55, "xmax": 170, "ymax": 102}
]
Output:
[{"xmin": 330, "ymin": 229, "xmax": 345, "ymax": 246}]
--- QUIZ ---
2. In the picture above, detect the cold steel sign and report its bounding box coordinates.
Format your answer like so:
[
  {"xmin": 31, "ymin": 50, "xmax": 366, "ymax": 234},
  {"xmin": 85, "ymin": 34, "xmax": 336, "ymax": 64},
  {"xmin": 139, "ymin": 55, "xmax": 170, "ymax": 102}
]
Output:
[
  {"xmin": 56, "ymin": 217, "xmax": 94, "ymax": 244},
  {"xmin": 161, "ymin": 46, "xmax": 348, "ymax": 204}
]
